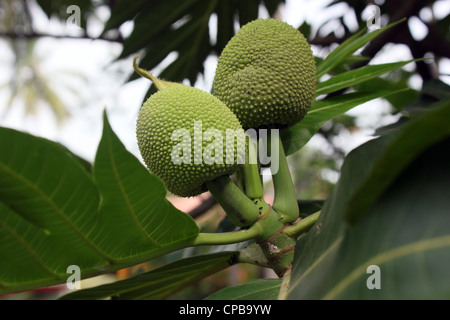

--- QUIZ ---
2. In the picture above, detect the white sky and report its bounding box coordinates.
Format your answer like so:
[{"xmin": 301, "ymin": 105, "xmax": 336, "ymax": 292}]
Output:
[{"xmin": 0, "ymin": 0, "xmax": 449, "ymax": 164}]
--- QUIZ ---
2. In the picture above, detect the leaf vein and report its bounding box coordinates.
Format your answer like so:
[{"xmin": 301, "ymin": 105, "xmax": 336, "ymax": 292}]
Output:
[{"xmin": 323, "ymin": 235, "xmax": 450, "ymax": 299}]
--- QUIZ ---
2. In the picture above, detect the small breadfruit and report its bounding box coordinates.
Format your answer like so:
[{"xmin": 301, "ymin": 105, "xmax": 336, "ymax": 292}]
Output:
[
  {"xmin": 134, "ymin": 59, "xmax": 245, "ymax": 197},
  {"xmin": 212, "ymin": 18, "xmax": 317, "ymax": 129}
]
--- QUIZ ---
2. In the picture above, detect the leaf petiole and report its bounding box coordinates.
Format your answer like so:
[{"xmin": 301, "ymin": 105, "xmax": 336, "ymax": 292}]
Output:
[
  {"xmin": 193, "ymin": 223, "xmax": 263, "ymax": 246},
  {"xmin": 283, "ymin": 211, "xmax": 321, "ymax": 238}
]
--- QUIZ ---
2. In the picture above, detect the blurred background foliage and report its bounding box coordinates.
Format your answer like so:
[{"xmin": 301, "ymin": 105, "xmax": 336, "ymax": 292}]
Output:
[
  {"xmin": 0, "ymin": 0, "xmax": 449, "ymax": 299},
  {"xmin": 2, "ymin": 0, "xmax": 449, "ymax": 116}
]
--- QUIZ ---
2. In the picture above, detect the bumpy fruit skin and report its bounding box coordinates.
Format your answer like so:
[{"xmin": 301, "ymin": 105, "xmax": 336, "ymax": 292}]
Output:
[
  {"xmin": 137, "ymin": 85, "xmax": 245, "ymax": 197},
  {"xmin": 213, "ymin": 18, "xmax": 317, "ymax": 129}
]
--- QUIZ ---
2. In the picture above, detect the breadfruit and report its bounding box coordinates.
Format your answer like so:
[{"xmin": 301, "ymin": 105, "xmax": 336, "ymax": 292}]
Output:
[
  {"xmin": 212, "ymin": 18, "xmax": 317, "ymax": 129},
  {"xmin": 136, "ymin": 84, "xmax": 245, "ymax": 197}
]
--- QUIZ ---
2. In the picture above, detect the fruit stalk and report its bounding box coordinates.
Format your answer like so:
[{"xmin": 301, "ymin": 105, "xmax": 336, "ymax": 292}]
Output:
[
  {"xmin": 205, "ymin": 177, "xmax": 299, "ymax": 277},
  {"xmin": 133, "ymin": 56, "xmax": 182, "ymax": 91},
  {"xmin": 270, "ymin": 133, "xmax": 299, "ymax": 223},
  {"xmin": 242, "ymin": 136, "xmax": 264, "ymax": 199},
  {"xmin": 205, "ymin": 175, "xmax": 260, "ymax": 227}
]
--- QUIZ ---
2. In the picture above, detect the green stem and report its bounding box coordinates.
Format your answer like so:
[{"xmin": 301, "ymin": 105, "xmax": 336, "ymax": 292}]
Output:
[
  {"xmin": 132, "ymin": 56, "xmax": 182, "ymax": 91},
  {"xmin": 236, "ymin": 166, "xmax": 245, "ymax": 192},
  {"xmin": 238, "ymin": 243, "xmax": 270, "ymax": 268},
  {"xmin": 283, "ymin": 211, "xmax": 321, "ymax": 238},
  {"xmin": 205, "ymin": 175, "xmax": 260, "ymax": 227},
  {"xmin": 270, "ymin": 133, "xmax": 299, "ymax": 223},
  {"xmin": 252, "ymin": 205, "xmax": 297, "ymax": 277},
  {"xmin": 242, "ymin": 136, "xmax": 264, "ymax": 199},
  {"xmin": 193, "ymin": 223, "xmax": 262, "ymax": 246}
]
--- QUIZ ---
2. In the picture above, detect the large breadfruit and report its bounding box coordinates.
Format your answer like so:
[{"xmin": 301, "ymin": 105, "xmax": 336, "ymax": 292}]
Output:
[{"xmin": 213, "ymin": 18, "xmax": 317, "ymax": 129}]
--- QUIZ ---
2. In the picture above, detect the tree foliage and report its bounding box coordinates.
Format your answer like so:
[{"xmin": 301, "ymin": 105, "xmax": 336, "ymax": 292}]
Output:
[{"xmin": 0, "ymin": 0, "xmax": 449, "ymax": 300}]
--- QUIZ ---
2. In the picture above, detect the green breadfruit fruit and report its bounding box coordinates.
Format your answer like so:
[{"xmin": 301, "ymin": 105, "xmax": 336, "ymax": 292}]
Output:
[
  {"xmin": 135, "ymin": 58, "xmax": 246, "ymax": 197},
  {"xmin": 212, "ymin": 18, "xmax": 317, "ymax": 129}
]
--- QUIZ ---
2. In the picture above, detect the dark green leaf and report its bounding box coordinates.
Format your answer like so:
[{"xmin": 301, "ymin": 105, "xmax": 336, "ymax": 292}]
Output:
[
  {"xmin": 214, "ymin": 0, "xmax": 237, "ymax": 55},
  {"xmin": 60, "ymin": 252, "xmax": 238, "ymax": 300},
  {"xmin": 36, "ymin": 0, "xmax": 93, "ymax": 29},
  {"xmin": 298, "ymin": 21, "xmax": 311, "ymax": 39},
  {"xmin": 288, "ymin": 100, "xmax": 450, "ymax": 299},
  {"xmin": 263, "ymin": 0, "xmax": 285, "ymax": 17},
  {"xmin": 403, "ymin": 79, "xmax": 450, "ymax": 115},
  {"xmin": 315, "ymin": 55, "xmax": 370, "ymax": 76},
  {"xmin": 297, "ymin": 200, "xmax": 325, "ymax": 218},
  {"xmin": 355, "ymin": 75, "xmax": 419, "ymax": 112},
  {"xmin": 316, "ymin": 60, "xmax": 417, "ymax": 96},
  {"xmin": 55, "ymin": 142, "xmax": 92, "ymax": 173},
  {"xmin": 118, "ymin": 0, "xmax": 201, "ymax": 60},
  {"xmin": 419, "ymin": 78, "xmax": 450, "ymax": 101},
  {"xmin": 205, "ymin": 278, "xmax": 282, "ymax": 300},
  {"xmin": 344, "ymin": 99, "xmax": 450, "ymax": 225},
  {"xmin": 281, "ymin": 89, "xmax": 408, "ymax": 156},
  {"xmin": 90, "ymin": 112, "xmax": 199, "ymax": 261},
  {"xmin": 101, "ymin": 0, "xmax": 148, "ymax": 34},
  {"xmin": 128, "ymin": 0, "xmax": 215, "ymax": 93},
  {"xmin": 0, "ymin": 127, "xmax": 107, "ymax": 292},
  {"xmin": 0, "ymin": 113, "xmax": 200, "ymax": 293},
  {"xmin": 236, "ymin": 0, "xmax": 260, "ymax": 26},
  {"xmin": 289, "ymin": 137, "xmax": 450, "ymax": 299},
  {"xmin": 316, "ymin": 19, "xmax": 405, "ymax": 78},
  {"xmin": 109, "ymin": 0, "xmax": 284, "ymax": 87}
]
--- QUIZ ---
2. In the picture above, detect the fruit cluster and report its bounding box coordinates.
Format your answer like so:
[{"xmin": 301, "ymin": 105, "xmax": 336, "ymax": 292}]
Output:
[{"xmin": 135, "ymin": 18, "xmax": 317, "ymax": 198}]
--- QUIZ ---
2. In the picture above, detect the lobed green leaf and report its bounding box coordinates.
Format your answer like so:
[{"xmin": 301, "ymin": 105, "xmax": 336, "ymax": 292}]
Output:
[
  {"xmin": 90, "ymin": 112, "xmax": 200, "ymax": 261},
  {"xmin": 0, "ymin": 113, "xmax": 200, "ymax": 294},
  {"xmin": 0, "ymin": 127, "xmax": 108, "ymax": 292}
]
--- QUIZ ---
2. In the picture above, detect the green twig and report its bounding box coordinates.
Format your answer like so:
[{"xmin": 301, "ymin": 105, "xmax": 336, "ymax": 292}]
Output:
[
  {"xmin": 238, "ymin": 243, "xmax": 270, "ymax": 268},
  {"xmin": 283, "ymin": 211, "xmax": 321, "ymax": 238},
  {"xmin": 132, "ymin": 56, "xmax": 182, "ymax": 91},
  {"xmin": 193, "ymin": 224, "xmax": 262, "ymax": 246},
  {"xmin": 205, "ymin": 175, "xmax": 260, "ymax": 227}
]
